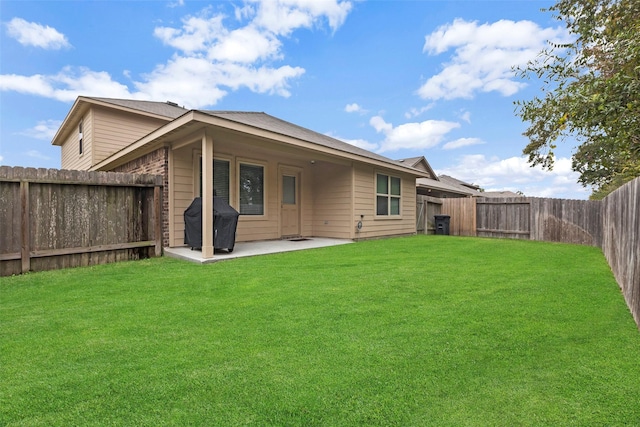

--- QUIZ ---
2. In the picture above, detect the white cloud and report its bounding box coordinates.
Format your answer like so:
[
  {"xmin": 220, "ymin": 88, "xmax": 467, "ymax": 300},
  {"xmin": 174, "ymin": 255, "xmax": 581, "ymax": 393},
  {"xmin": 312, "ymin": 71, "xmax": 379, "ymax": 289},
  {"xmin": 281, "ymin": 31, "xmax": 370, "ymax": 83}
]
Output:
[
  {"xmin": 341, "ymin": 137, "xmax": 378, "ymax": 152},
  {"xmin": 442, "ymin": 137, "xmax": 484, "ymax": 150},
  {"xmin": 437, "ymin": 154, "xmax": 589, "ymax": 199},
  {"xmin": 419, "ymin": 18, "xmax": 570, "ymax": 101},
  {"xmin": 370, "ymin": 116, "xmax": 393, "ymax": 133},
  {"xmin": 405, "ymin": 104, "xmax": 435, "ymax": 119},
  {"xmin": 19, "ymin": 120, "xmax": 62, "ymax": 140},
  {"xmin": 0, "ymin": 67, "xmax": 133, "ymax": 102},
  {"xmin": 252, "ymin": 0, "xmax": 352, "ymax": 36},
  {"xmin": 209, "ymin": 26, "xmax": 282, "ymax": 63},
  {"xmin": 135, "ymin": 57, "xmax": 221, "ymax": 107},
  {"xmin": 154, "ymin": 12, "xmax": 227, "ymax": 54},
  {"xmin": 0, "ymin": 1, "xmax": 352, "ymax": 108},
  {"xmin": 154, "ymin": 1, "xmax": 351, "ymax": 60},
  {"xmin": 345, "ymin": 103, "xmax": 363, "ymax": 113},
  {"xmin": 370, "ymin": 115, "xmax": 460, "ymax": 153},
  {"xmin": 5, "ymin": 18, "xmax": 71, "ymax": 49}
]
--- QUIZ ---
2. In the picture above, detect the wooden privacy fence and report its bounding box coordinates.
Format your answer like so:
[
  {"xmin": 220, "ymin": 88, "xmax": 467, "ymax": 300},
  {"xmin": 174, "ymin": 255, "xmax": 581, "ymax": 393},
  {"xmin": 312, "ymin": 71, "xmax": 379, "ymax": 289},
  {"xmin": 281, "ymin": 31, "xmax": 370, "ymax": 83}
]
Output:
[
  {"xmin": 442, "ymin": 197, "xmax": 604, "ymax": 245},
  {"xmin": 601, "ymin": 178, "xmax": 639, "ymax": 328},
  {"xmin": 0, "ymin": 167, "xmax": 163, "ymax": 276},
  {"xmin": 439, "ymin": 177, "xmax": 640, "ymax": 328},
  {"xmin": 438, "ymin": 198, "xmax": 477, "ymax": 236}
]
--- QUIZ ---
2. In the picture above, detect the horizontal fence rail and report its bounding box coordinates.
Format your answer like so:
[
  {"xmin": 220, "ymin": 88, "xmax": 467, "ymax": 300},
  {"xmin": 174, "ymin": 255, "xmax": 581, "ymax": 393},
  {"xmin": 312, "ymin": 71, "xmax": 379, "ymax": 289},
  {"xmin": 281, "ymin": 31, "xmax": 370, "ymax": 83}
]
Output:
[
  {"xmin": 437, "ymin": 177, "xmax": 640, "ymax": 329},
  {"xmin": 0, "ymin": 167, "xmax": 163, "ymax": 276}
]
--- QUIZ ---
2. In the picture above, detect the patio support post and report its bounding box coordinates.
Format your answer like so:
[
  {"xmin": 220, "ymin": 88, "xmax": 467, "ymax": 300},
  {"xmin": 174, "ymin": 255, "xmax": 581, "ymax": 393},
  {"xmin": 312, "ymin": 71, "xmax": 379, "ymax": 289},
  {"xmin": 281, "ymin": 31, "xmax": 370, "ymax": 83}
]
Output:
[{"xmin": 201, "ymin": 131, "xmax": 214, "ymax": 259}]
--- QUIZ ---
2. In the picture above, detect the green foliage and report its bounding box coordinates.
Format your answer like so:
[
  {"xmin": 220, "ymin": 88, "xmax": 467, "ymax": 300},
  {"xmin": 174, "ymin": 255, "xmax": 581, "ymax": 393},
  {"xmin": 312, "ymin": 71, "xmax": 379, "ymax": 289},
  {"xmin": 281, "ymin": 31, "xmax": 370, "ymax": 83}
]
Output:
[
  {"xmin": 515, "ymin": 0, "xmax": 640, "ymax": 197},
  {"xmin": 2, "ymin": 237, "xmax": 640, "ymax": 426}
]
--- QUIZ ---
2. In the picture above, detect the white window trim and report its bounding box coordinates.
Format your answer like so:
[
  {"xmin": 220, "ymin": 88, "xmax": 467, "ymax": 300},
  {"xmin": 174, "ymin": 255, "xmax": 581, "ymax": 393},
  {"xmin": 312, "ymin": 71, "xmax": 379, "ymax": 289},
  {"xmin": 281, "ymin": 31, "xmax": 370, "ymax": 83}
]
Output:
[
  {"xmin": 78, "ymin": 120, "xmax": 84, "ymax": 156},
  {"xmin": 375, "ymin": 171, "xmax": 402, "ymax": 218}
]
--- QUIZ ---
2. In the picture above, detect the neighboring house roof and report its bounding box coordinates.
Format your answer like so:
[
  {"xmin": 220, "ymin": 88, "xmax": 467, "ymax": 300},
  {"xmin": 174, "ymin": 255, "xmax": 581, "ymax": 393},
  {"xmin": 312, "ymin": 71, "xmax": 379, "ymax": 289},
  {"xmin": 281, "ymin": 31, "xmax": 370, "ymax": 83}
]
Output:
[
  {"xmin": 416, "ymin": 173, "xmax": 484, "ymax": 198},
  {"xmin": 438, "ymin": 174, "xmax": 481, "ymax": 191},
  {"xmin": 416, "ymin": 177, "xmax": 478, "ymax": 197},
  {"xmin": 413, "ymin": 166, "xmax": 523, "ymax": 198},
  {"xmin": 480, "ymin": 190, "xmax": 523, "ymax": 198},
  {"xmin": 62, "ymin": 97, "xmax": 428, "ymax": 177},
  {"xmin": 395, "ymin": 156, "xmax": 438, "ymax": 179}
]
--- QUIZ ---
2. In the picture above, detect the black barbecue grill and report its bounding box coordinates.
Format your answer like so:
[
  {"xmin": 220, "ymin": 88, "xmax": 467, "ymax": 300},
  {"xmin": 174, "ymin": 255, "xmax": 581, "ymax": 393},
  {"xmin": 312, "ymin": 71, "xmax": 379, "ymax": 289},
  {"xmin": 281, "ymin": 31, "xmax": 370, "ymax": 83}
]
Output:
[{"xmin": 184, "ymin": 197, "xmax": 239, "ymax": 252}]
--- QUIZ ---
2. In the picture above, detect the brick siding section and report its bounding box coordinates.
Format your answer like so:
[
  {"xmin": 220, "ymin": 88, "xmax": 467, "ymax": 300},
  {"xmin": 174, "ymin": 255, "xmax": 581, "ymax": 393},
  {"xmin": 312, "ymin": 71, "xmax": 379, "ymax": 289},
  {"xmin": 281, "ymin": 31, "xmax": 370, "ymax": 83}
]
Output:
[{"xmin": 113, "ymin": 147, "xmax": 170, "ymax": 249}]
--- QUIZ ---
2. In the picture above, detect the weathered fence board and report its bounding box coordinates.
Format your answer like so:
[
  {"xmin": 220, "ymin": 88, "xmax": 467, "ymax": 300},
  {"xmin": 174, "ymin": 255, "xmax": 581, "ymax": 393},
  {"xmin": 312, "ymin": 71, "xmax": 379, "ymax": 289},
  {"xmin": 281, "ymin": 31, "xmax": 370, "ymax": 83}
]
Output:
[
  {"xmin": 601, "ymin": 177, "xmax": 640, "ymax": 328},
  {"xmin": 441, "ymin": 198, "xmax": 476, "ymax": 236},
  {"xmin": 476, "ymin": 198, "xmax": 530, "ymax": 239},
  {"xmin": 449, "ymin": 197, "xmax": 605, "ymax": 246},
  {"xmin": 0, "ymin": 166, "xmax": 163, "ymax": 276},
  {"xmin": 530, "ymin": 198, "xmax": 602, "ymax": 246}
]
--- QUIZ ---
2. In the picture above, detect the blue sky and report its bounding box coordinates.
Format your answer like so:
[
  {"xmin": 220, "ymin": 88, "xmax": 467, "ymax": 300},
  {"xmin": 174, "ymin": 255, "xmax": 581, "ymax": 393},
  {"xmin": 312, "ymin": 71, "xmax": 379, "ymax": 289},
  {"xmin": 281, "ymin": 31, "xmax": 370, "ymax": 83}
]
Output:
[{"xmin": 0, "ymin": 0, "xmax": 590, "ymax": 199}]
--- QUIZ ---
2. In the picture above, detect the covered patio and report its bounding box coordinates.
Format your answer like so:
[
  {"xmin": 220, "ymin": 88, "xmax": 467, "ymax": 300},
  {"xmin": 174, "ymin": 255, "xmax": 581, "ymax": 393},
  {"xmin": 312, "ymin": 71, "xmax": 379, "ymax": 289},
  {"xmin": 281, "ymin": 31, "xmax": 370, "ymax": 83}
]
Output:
[{"xmin": 164, "ymin": 237, "xmax": 353, "ymax": 264}]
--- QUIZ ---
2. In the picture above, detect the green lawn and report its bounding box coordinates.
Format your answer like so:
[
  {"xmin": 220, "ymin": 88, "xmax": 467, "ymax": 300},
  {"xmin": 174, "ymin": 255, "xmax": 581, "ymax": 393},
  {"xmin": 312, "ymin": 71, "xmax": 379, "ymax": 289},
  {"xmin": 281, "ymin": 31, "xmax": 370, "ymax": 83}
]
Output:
[{"xmin": 1, "ymin": 236, "xmax": 639, "ymax": 426}]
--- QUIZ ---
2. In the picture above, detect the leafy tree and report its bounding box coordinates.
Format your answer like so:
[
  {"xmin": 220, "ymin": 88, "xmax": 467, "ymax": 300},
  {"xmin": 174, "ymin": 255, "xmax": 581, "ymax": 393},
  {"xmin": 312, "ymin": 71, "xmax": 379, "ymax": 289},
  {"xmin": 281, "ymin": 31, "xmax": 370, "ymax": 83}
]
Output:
[{"xmin": 515, "ymin": 0, "xmax": 640, "ymax": 199}]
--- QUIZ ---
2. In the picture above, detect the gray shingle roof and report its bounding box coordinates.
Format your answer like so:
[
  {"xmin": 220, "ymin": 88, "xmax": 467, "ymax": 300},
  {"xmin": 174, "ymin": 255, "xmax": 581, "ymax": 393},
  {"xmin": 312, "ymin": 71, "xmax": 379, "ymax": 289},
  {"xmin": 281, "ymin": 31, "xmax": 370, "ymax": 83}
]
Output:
[
  {"xmin": 200, "ymin": 111, "xmax": 421, "ymax": 173},
  {"xmin": 480, "ymin": 190, "xmax": 523, "ymax": 198},
  {"xmin": 396, "ymin": 156, "xmax": 425, "ymax": 166},
  {"xmin": 417, "ymin": 177, "xmax": 478, "ymax": 196},
  {"xmin": 88, "ymin": 97, "xmax": 188, "ymax": 119},
  {"xmin": 77, "ymin": 98, "xmax": 425, "ymax": 175},
  {"xmin": 439, "ymin": 174, "xmax": 481, "ymax": 190}
]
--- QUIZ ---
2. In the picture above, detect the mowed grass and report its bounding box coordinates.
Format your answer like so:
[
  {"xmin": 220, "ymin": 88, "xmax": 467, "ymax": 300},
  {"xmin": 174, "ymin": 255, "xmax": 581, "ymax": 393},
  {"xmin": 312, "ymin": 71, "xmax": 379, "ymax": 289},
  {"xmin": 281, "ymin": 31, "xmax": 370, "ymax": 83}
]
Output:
[{"xmin": 1, "ymin": 236, "xmax": 639, "ymax": 426}]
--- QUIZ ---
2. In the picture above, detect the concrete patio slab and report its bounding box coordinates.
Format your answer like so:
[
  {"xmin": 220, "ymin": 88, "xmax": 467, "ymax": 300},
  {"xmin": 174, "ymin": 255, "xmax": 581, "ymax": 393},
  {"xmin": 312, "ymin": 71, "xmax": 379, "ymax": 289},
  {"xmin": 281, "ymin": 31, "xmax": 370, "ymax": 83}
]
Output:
[{"xmin": 164, "ymin": 237, "xmax": 353, "ymax": 264}]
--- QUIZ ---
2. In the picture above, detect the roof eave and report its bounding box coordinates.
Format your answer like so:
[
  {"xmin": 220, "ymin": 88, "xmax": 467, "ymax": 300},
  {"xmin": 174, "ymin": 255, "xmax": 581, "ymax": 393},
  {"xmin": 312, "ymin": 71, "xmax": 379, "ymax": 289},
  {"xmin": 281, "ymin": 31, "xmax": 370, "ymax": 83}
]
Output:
[
  {"xmin": 197, "ymin": 112, "xmax": 430, "ymax": 177},
  {"xmin": 51, "ymin": 96, "xmax": 88, "ymax": 146},
  {"xmin": 93, "ymin": 111, "xmax": 430, "ymax": 177}
]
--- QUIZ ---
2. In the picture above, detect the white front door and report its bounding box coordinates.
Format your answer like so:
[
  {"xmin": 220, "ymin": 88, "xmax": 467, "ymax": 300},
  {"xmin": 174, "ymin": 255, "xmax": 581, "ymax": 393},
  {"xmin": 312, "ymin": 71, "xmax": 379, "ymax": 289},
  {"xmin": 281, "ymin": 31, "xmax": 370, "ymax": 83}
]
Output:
[{"xmin": 280, "ymin": 171, "xmax": 300, "ymax": 237}]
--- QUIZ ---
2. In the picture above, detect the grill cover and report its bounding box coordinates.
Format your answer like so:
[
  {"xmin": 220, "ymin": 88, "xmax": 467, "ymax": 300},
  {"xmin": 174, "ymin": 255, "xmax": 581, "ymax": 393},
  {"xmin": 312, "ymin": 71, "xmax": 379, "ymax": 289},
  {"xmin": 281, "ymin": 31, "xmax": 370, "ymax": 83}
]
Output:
[{"xmin": 184, "ymin": 197, "xmax": 239, "ymax": 252}]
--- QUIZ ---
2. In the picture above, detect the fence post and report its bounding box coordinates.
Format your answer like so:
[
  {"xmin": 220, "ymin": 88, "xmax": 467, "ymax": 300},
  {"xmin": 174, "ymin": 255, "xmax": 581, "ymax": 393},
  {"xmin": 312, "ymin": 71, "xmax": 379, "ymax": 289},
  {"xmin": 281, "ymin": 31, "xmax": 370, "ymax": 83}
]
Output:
[
  {"xmin": 20, "ymin": 180, "xmax": 30, "ymax": 273},
  {"xmin": 154, "ymin": 186, "xmax": 162, "ymax": 255}
]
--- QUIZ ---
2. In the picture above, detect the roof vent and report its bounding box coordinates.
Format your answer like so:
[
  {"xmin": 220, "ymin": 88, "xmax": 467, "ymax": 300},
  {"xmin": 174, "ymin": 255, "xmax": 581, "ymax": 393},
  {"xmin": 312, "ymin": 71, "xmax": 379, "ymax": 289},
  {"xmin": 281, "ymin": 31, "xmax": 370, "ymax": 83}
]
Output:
[{"xmin": 166, "ymin": 101, "xmax": 179, "ymax": 107}]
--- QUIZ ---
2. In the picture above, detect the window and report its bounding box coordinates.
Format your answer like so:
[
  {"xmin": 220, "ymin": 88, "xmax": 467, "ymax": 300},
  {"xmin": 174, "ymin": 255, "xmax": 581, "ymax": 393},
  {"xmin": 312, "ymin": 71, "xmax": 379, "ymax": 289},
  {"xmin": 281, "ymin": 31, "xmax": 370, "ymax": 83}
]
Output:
[
  {"xmin": 213, "ymin": 159, "xmax": 230, "ymax": 203},
  {"xmin": 199, "ymin": 158, "xmax": 230, "ymax": 204},
  {"xmin": 376, "ymin": 173, "xmax": 401, "ymax": 216},
  {"xmin": 239, "ymin": 163, "xmax": 264, "ymax": 215},
  {"xmin": 197, "ymin": 157, "xmax": 264, "ymax": 215},
  {"xmin": 78, "ymin": 121, "xmax": 83, "ymax": 155}
]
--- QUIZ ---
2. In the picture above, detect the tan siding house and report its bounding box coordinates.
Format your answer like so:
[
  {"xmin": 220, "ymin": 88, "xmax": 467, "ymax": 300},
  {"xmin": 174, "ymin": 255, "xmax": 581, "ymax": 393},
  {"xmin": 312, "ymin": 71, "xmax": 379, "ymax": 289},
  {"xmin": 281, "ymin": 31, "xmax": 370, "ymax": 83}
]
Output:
[
  {"xmin": 59, "ymin": 109, "xmax": 92, "ymax": 171},
  {"xmin": 92, "ymin": 106, "xmax": 169, "ymax": 165},
  {"xmin": 52, "ymin": 97, "xmax": 428, "ymax": 259}
]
